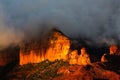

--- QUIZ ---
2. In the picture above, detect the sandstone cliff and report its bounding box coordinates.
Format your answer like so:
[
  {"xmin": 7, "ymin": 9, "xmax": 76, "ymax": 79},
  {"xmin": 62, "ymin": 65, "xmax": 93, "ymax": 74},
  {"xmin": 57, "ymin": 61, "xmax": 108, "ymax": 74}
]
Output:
[{"xmin": 20, "ymin": 29, "xmax": 71, "ymax": 65}]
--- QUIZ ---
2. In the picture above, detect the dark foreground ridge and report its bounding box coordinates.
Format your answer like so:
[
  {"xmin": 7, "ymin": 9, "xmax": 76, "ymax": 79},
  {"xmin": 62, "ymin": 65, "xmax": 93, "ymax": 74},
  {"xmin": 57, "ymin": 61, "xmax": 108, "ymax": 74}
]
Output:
[{"xmin": 2, "ymin": 60, "xmax": 120, "ymax": 80}]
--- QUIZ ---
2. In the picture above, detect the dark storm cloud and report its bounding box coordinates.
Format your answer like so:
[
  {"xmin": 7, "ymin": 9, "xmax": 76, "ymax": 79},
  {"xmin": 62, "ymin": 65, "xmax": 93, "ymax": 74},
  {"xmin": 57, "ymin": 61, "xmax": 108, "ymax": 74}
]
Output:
[{"xmin": 0, "ymin": 0, "xmax": 120, "ymax": 49}]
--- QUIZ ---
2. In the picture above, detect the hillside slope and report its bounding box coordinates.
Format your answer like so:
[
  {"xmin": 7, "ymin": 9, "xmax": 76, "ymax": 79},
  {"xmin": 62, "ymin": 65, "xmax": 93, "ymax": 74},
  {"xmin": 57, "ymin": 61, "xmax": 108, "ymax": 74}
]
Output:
[{"xmin": 3, "ymin": 60, "xmax": 120, "ymax": 80}]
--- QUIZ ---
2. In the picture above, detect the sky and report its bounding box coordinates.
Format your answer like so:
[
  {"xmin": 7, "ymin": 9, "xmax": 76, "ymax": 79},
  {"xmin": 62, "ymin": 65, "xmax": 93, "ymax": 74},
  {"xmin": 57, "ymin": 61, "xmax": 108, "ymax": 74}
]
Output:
[{"xmin": 0, "ymin": 0, "xmax": 120, "ymax": 49}]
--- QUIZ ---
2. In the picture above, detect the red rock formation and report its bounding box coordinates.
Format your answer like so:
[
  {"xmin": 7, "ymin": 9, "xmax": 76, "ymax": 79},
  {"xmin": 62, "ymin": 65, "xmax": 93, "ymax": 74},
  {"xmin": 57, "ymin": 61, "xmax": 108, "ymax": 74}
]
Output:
[
  {"xmin": 20, "ymin": 29, "xmax": 70, "ymax": 65},
  {"xmin": 45, "ymin": 31, "xmax": 70, "ymax": 61},
  {"xmin": 69, "ymin": 50, "xmax": 78, "ymax": 65},
  {"xmin": 20, "ymin": 50, "xmax": 45, "ymax": 65},
  {"xmin": 110, "ymin": 45, "xmax": 118, "ymax": 55},
  {"xmin": 77, "ymin": 47, "xmax": 91, "ymax": 65},
  {"xmin": 101, "ymin": 45, "xmax": 120, "ymax": 62},
  {"xmin": 101, "ymin": 54, "xmax": 108, "ymax": 62}
]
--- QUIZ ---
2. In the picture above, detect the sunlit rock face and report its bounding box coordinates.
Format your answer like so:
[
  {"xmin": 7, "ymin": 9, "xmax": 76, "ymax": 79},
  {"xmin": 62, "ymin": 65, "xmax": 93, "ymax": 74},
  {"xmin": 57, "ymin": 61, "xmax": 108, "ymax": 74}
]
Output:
[
  {"xmin": 77, "ymin": 47, "xmax": 91, "ymax": 65},
  {"xmin": 20, "ymin": 50, "xmax": 45, "ymax": 65},
  {"xmin": 20, "ymin": 29, "xmax": 71, "ymax": 65},
  {"xmin": 45, "ymin": 30, "xmax": 70, "ymax": 61},
  {"xmin": 110, "ymin": 45, "xmax": 120, "ymax": 55},
  {"xmin": 69, "ymin": 47, "xmax": 91, "ymax": 65},
  {"xmin": 69, "ymin": 50, "xmax": 78, "ymax": 65},
  {"xmin": 110, "ymin": 45, "xmax": 118, "ymax": 55},
  {"xmin": 101, "ymin": 54, "xmax": 108, "ymax": 62}
]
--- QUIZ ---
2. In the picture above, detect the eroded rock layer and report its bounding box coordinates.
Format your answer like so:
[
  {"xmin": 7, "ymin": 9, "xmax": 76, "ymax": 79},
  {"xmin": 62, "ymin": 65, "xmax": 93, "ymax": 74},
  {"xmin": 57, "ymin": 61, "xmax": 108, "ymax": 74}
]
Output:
[{"xmin": 20, "ymin": 29, "xmax": 71, "ymax": 65}]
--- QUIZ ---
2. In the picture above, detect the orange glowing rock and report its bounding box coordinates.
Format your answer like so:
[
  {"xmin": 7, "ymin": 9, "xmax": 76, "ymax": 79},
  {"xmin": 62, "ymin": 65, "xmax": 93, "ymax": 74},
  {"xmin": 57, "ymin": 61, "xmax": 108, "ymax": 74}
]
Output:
[
  {"xmin": 101, "ymin": 54, "xmax": 108, "ymax": 62},
  {"xmin": 19, "ymin": 29, "xmax": 70, "ymax": 65},
  {"xmin": 110, "ymin": 45, "xmax": 118, "ymax": 55},
  {"xmin": 77, "ymin": 47, "xmax": 91, "ymax": 65},
  {"xmin": 45, "ymin": 31, "xmax": 70, "ymax": 61},
  {"xmin": 69, "ymin": 50, "xmax": 78, "ymax": 65},
  {"xmin": 20, "ymin": 50, "xmax": 45, "ymax": 65}
]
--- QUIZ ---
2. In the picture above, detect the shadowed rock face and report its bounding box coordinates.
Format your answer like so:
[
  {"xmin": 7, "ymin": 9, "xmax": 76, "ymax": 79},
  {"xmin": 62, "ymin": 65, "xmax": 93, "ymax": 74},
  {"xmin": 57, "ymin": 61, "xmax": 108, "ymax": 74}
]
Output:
[
  {"xmin": 101, "ymin": 45, "xmax": 120, "ymax": 63},
  {"xmin": 69, "ymin": 47, "xmax": 91, "ymax": 65},
  {"xmin": 20, "ymin": 29, "xmax": 71, "ymax": 65},
  {"xmin": 101, "ymin": 54, "xmax": 120, "ymax": 63},
  {"xmin": 0, "ymin": 47, "xmax": 19, "ymax": 66}
]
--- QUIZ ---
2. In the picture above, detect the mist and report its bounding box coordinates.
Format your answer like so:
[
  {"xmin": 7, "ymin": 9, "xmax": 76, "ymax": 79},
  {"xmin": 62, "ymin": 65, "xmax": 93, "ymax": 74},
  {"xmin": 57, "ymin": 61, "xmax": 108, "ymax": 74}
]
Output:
[{"xmin": 0, "ymin": 0, "xmax": 120, "ymax": 49}]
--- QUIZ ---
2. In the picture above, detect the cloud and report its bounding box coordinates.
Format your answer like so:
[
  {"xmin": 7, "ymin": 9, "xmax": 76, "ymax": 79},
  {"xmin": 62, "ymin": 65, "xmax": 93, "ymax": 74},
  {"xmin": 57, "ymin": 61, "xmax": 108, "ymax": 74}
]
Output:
[
  {"xmin": 0, "ymin": 0, "xmax": 120, "ymax": 48},
  {"xmin": 0, "ymin": 3, "xmax": 24, "ymax": 49}
]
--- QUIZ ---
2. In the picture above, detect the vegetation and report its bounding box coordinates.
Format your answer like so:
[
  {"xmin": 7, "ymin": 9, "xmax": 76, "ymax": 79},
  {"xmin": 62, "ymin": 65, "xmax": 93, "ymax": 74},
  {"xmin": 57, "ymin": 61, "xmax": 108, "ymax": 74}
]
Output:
[
  {"xmin": 2, "ymin": 59, "xmax": 120, "ymax": 80},
  {"xmin": 6, "ymin": 60, "xmax": 69, "ymax": 80}
]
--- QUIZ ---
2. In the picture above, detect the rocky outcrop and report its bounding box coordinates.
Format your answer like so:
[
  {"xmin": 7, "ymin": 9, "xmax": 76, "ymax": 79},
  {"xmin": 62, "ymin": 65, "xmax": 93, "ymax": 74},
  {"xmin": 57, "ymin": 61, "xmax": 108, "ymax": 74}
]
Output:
[
  {"xmin": 101, "ymin": 54, "xmax": 108, "ymax": 62},
  {"xmin": 69, "ymin": 50, "xmax": 78, "ymax": 65},
  {"xmin": 20, "ymin": 29, "xmax": 71, "ymax": 65},
  {"xmin": 101, "ymin": 45, "xmax": 120, "ymax": 63},
  {"xmin": 77, "ymin": 47, "xmax": 91, "ymax": 65},
  {"xmin": 69, "ymin": 47, "xmax": 91, "ymax": 65},
  {"xmin": 45, "ymin": 31, "xmax": 70, "ymax": 61},
  {"xmin": 110, "ymin": 45, "xmax": 119, "ymax": 55}
]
